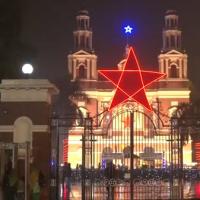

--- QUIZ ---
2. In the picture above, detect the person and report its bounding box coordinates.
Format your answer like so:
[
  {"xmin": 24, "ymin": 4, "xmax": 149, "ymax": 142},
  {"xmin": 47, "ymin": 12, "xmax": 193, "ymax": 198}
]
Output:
[
  {"xmin": 105, "ymin": 161, "xmax": 115, "ymax": 200},
  {"xmin": 2, "ymin": 159, "xmax": 12, "ymax": 199},
  {"xmin": 2, "ymin": 168, "xmax": 9, "ymax": 199},
  {"xmin": 64, "ymin": 163, "xmax": 72, "ymax": 200},
  {"xmin": 3, "ymin": 168, "xmax": 18, "ymax": 200},
  {"xmin": 30, "ymin": 165, "xmax": 40, "ymax": 200}
]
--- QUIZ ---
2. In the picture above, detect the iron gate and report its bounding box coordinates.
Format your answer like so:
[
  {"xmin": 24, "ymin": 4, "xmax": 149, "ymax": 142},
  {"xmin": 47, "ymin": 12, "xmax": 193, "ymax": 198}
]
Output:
[{"xmin": 82, "ymin": 107, "xmax": 183, "ymax": 200}]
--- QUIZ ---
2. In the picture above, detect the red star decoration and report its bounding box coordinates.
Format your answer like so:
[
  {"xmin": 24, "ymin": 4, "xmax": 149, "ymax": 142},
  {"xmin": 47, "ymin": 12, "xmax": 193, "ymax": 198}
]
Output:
[{"xmin": 98, "ymin": 47, "xmax": 166, "ymax": 111}]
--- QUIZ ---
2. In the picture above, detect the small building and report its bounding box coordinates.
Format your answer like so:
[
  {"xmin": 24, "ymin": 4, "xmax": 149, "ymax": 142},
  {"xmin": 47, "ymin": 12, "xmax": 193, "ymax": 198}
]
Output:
[{"xmin": 0, "ymin": 79, "xmax": 59, "ymax": 198}]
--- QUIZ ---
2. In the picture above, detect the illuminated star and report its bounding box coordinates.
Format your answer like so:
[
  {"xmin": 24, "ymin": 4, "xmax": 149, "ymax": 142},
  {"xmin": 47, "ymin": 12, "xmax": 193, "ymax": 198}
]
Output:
[
  {"xmin": 124, "ymin": 25, "xmax": 133, "ymax": 34},
  {"xmin": 98, "ymin": 47, "xmax": 166, "ymax": 111}
]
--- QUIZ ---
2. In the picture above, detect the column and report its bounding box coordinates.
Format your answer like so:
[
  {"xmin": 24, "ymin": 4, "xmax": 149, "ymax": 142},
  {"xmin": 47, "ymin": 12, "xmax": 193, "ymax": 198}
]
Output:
[
  {"xmin": 161, "ymin": 59, "xmax": 164, "ymax": 73},
  {"xmin": 179, "ymin": 59, "xmax": 182, "ymax": 78},
  {"xmin": 166, "ymin": 58, "xmax": 169, "ymax": 77},
  {"xmin": 87, "ymin": 59, "xmax": 90, "ymax": 79},
  {"xmin": 72, "ymin": 59, "xmax": 76, "ymax": 80},
  {"xmin": 183, "ymin": 58, "xmax": 187, "ymax": 78},
  {"xmin": 92, "ymin": 58, "xmax": 97, "ymax": 79},
  {"xmin": 89, "ymin": 32, "xmax": 92, "ymax": 50}
]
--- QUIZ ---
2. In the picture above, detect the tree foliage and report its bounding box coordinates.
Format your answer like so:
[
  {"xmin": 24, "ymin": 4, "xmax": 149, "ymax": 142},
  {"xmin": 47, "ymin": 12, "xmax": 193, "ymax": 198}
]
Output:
[{"xmin": 0, "ymin": 0, "xmax": 35, "ymax": 80}]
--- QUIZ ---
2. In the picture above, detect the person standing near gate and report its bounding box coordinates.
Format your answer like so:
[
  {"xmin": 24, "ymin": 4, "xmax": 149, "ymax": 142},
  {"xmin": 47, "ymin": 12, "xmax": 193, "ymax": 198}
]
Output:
[
  {"xmin": 30, "ymin": 165, "xmax": 41, "ymax": 200},
  {"xmin": 3, "ymin": 168, "xmax": 18, "ymax": 200},
  {"xmin": 64, "ymin": 163, "xmax": 72, "ymax": 200},
  {"xmin": 105, "ymin": 161, "xmax": 115, "ymax": 200}
]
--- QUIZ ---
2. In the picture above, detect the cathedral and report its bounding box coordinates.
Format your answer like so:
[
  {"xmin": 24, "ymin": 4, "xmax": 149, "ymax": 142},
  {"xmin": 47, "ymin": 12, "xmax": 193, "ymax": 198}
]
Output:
[{"xmin": 66, "ymin": 10, "xmax": 192, "ymax": 169}]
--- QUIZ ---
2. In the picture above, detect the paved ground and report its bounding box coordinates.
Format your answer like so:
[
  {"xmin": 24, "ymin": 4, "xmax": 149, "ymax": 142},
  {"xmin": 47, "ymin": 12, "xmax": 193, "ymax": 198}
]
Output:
[
  {"xmin": 68, "ymin": 182, "xmax": 171, "ymax": 199},
  {"xmin": 0, "ymin": 181, "xmax": 197, "ymax": 200},
  {"xmin": 67, "ymin": 181, "xmax": 199, "ymax": 200}
]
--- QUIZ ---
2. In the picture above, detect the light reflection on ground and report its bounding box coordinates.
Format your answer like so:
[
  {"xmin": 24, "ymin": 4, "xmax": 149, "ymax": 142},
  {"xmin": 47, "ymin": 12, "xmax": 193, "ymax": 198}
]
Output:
[{"xmin": 62, "ymin": 181, "xmax": 200, "ymax": 200}]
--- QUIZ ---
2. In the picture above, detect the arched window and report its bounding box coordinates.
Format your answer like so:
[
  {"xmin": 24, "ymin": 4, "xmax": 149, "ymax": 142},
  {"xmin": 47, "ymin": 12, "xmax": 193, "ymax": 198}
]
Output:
[
  {"xmin": 14, "ymin": 116, "xmax": 32, "ymax": 157},
  {"xmin": 166, "ymin": 37, "xmax": 169, "ymax": 48},
  {"xmin": 75, "ymin": 36, "xmax": 79, "ymax": 49},
  {"xmin": 171, "ymin": 35, "xmax": 175, "ymax": 48},
  {"xmin": 78, "ymin": 65, "xmax": 87, "ymax": 79},
  {"xmin": 170, "ymin": 64, "xmax": 178, "ymax": 78},
  {"xmin": 14, "ymin": 116, "xmax": 32, "ymax": 144},
  {"xmin": 80, "ymin": 19, "xmax": 84, "ymax": 29},
  {"xmin": 170, "ymin": 19, "xmax": 174, "ymax": 27},
  {"xmin": 86, "ymin": 37, "xmax": 89, "ymax": 49},
  {"xmin": 80, "ymin": 35, "xmax": 85, "ymax": 48}
]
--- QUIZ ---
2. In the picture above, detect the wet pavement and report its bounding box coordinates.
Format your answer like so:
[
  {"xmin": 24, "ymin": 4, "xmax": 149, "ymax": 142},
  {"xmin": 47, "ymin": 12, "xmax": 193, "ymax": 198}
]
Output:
[{"xmin": 66, "ymin": 181, "xmax": 200, "ymax": 199}]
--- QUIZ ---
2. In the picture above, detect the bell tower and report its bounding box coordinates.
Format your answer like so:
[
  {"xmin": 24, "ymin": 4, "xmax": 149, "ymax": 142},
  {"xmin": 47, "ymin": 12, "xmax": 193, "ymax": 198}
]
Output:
[
  {"xmin": 73, "ymin": 10, "xmax": 92, "ymax": 52},
  {"xmin": 68, "ymin": 10, "xmax": 97, "ymax": 81},
  {"xmin": 158, "ymin": 10, "xmax": 188, "ymax": 80}
]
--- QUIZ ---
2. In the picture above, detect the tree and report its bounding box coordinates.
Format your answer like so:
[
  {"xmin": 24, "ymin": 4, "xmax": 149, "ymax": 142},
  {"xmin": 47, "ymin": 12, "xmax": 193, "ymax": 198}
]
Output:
[
  {"xmin": 52, "ymin": 73, "xmax": 89, "ymax": 128},
  {"xmin": 190, "ymin": 81, "xmax": 200, "ymax": 105},
  {"xmin": 171, "ymin": 101, "xmax": 200, "ymax": 144},
  {"xmin": 0, "ymin": 0, "xmax": 35, "ymax": 80}
]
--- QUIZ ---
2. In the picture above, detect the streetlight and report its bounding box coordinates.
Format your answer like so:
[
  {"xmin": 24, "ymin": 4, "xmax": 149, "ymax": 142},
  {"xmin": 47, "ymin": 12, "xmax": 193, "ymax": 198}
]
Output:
[{"xmin": 21, "ymin": 63, "xmax": 34, "ymax": 75}]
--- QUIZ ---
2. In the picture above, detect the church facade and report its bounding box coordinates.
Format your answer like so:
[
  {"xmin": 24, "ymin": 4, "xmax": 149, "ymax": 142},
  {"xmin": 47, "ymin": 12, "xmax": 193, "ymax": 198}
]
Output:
[{"xmin": 66, "ymin": 10, "xmax": 192, "ymax": 169}]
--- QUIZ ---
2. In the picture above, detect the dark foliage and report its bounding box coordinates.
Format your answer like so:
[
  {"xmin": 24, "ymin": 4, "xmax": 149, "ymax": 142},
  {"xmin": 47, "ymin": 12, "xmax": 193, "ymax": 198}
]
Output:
[{"xmin": 0, "ymin": 0, "xmax": 35, "ymax": 80}]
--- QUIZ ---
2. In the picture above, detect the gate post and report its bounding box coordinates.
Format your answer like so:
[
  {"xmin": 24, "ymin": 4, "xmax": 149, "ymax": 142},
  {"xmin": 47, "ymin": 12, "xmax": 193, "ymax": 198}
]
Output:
[
  {"xmin": 169, "ymin": 119, "xmax": 174, "ymax": 199},
  {"xmin": 82, "ymin": 119, "xmax": 86, "ymax": 200},
  {"xmin": 180, "ymin": 133, "xmax": 184, "ymax": 199},
  {"xmin": 130, "ymin": 112, "xmax": 134, "ymax": 200},
  {"xmin": 82, "ymin": 113, "xmax": 93, "ymax": 200},
  {"xmin": 25, "ymin": 142, "xmax": 30, "ymax": 200}
]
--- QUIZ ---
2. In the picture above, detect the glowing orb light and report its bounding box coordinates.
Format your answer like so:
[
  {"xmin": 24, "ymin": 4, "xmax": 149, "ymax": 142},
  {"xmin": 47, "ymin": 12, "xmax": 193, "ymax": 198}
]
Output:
[{"xmin": 22, "ymin": 63, "xmax": 34, "ymax": 74}]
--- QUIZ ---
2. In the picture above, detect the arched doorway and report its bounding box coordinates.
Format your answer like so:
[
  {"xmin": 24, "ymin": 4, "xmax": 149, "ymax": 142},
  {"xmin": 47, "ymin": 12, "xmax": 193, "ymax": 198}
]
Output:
[
  {"xmin": 78, "ymin": 65, "xmax": 87, "ymax": 79},
  {"xmin": 170, "ymin": 64, "xmax": 179, "ymax": 78}
]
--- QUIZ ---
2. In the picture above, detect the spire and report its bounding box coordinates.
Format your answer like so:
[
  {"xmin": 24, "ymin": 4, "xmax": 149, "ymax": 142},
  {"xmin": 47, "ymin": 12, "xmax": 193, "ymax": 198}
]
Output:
[
  {"xmin": 162, "ymin": 10, "xmax": 182, "ymax": 52},
  {"xmin": 68, "ymin": 10, "xmax": 97, "ymax": 81},
  {"xmin": 158, "ymin": 10, "xmax": 188, "ymax": 80},
  {"xmin": 73, "ymin": 10, "xmax": 93, "ymax": 52},
  {"xmin": 124, "ymin": 44, "xmax": 130, "ymax": 58}
]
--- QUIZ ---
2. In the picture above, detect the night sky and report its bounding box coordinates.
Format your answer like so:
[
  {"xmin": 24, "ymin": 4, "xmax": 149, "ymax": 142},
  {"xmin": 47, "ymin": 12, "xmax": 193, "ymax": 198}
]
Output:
[{"xmin": 21, "ymin": 0, "xmax": 200, "ymax": 87}]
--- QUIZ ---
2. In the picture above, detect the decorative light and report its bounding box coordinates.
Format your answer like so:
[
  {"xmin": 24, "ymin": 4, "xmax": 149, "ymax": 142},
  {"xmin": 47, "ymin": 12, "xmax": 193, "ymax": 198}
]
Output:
[
  {"xmin": 106, "ymin": 114, "xmax": 110, "ymax": 120},
  {"xmin": 51, "ymin": 160, "xmax": 56, "ymax": 166},
  {"xmin": 63, "ymin": 139, "xmax": 68, "ymax": 164},
  {"xmin": 98, "ymin": 47, "xmax": 166, "ymax": 111},
  {"xmin": 22, "ymin": 63, "xmax": 34, "ymax": 74},
  {"xmin": 124, "ymin": 25, "xmax": 133, "ymax": 34}
]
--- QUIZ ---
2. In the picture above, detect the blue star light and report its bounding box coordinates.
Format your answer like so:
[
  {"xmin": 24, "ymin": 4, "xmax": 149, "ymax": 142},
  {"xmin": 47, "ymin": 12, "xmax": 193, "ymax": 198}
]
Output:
[{"xmin": 124, "ymin": 25, "xmax": 133, "ymax": 34}]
